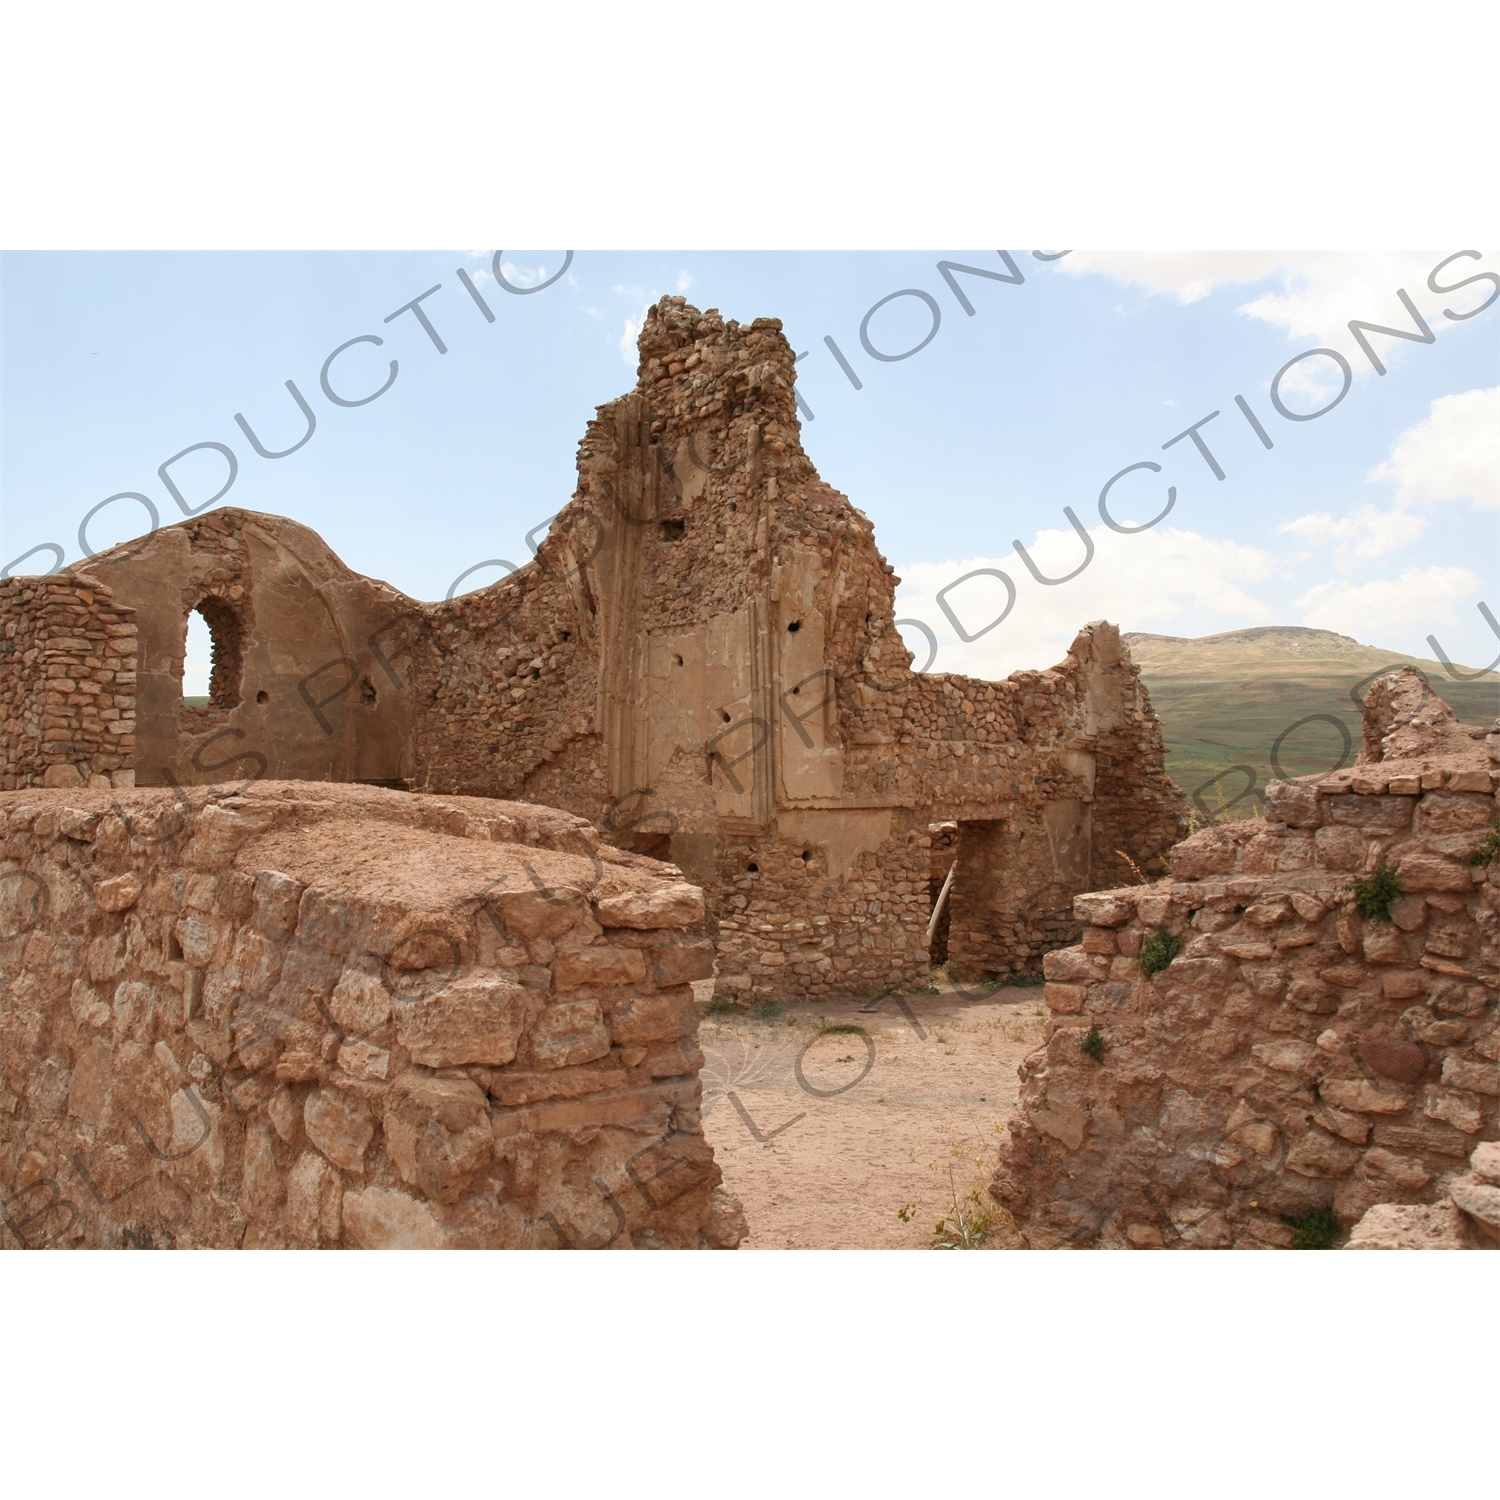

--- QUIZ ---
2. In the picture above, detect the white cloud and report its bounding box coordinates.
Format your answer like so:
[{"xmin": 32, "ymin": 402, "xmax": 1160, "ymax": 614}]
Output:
[
  {"xmin": 1061, "ymin": 251, "xmax": 1499, "ymax": 377},
  {"xmin": 496, "ymin": 256, "xmax": 561, "ymax": 289},
  {"xmin": 1296, "ymin": 566, "xmax": 1480, "ymax": 636},
  {"xmin": 620, "ymin": 312, "xmax": 644, "ymax": 364},
  {"xmin": 1059, "ymin": 251, "xmax": 1289, "ymax": 304},
  {"xmin": 675, "ymin": 270, "xmax": 693, "ymax": 292},
  {"xmin": 1279, "ymin": 505, "xmax": 1427, "ymax": 562},
  {"xmin": 1368, "ymin": 386, "xmax": 1498, "ymax": 511},
  {"xmin": 894, "ymin": 523, "xmax": 1276, "ymax": 680},
  {"xmin": 1277, "ymin": 386, "xmax": 1499, "ymax": 566}
]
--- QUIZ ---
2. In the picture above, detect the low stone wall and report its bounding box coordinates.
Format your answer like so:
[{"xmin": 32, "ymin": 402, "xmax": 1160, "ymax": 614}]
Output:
[
  {"xmin": 991, "ymin": 679, "xmax": 1499, "ymax": 1248},
  {"xmin": 0, "ymin": 781, "xmax": 743, "ymax": 1249}
]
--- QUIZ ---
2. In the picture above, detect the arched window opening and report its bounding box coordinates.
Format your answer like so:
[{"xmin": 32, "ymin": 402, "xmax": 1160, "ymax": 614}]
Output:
[{"xmin": 181, "ymin": 596, "xmax": 247, "ymax": 711}]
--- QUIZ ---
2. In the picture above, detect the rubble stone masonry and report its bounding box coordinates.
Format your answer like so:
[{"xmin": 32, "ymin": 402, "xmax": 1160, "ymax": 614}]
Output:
[
  {"xmin": 0, "ymin": 780, "xmax": 743, "ymax": 1249},
  {"xmin": 0, "ymin": 574, "xmax": 138, "ymax": 792},
  {"xmin": 0, "ymin": 298, "xmax": 1187, "ymax": 1005},
  {"xmin": 992, "ymin": 671, "xmax": 1500, "ymax": 1248}
]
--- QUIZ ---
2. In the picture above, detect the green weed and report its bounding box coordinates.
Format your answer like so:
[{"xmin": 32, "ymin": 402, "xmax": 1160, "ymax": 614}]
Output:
[
  {"xmin": 1140, "ymin": 926, "xmax": 1181, "ymax": 977},
  {"xmin": 1080, "ymin": 1025, "xmax": 1106, "ymax": 1063},
  {"xmin": 1468, "ymin": 817, "xmax": 1500, "ymax": 867},
  {"xmin": 1281, "ymin": 1205, "xmax": 1340, "ymax": 1250},
  {"xmin": 1349, "ymin": 862, "xmax": 1402, "ymax": 923}
]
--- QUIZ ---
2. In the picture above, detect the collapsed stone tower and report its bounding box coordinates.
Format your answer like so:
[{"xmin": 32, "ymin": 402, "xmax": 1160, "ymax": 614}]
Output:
[{"xmin": 2, "ymin": 298, "xmax": 1187, "ymax": 1002}]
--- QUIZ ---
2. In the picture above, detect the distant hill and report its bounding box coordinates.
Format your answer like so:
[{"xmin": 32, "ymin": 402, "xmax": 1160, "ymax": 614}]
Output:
[{"xmin": 1124, "ymin": 626, "xmax": 1499, "ymax": 814}]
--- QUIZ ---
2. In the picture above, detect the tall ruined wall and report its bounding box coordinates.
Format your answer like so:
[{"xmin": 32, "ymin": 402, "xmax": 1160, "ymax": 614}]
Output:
[
  {"xmin": 1, "ymin": 296, "xmax": 1186, "ymax": 1004},
  {"xmin": 992, "ymin": 673, "xmax": 1500, "ymax": 1248},
  {"xmin": 0, "ymin": 574, "xmax": 138, "ymax": 792},
  {"xmin": 404, "ymin": 300, "xmax": 1184, "ymax": 999},
  {"xmin": 0, "ymin": 780, "xmax": 742, "ymax": 1249}
]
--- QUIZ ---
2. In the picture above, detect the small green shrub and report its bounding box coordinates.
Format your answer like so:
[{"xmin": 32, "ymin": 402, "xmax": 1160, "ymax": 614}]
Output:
[
  {"xmin": 1281, "ymin": 1205, "xmax": 1340, "ymax": 1249},
  {"xmin": 1140, "ymin": 926, "xmax": 1181, "ymax": 977},
  {"xmin": 819, "ymin": 1023, "xmax": 863, "ymax": 1036},
  {"xmin": 1003, "ymin": 971, "xmax": 1045, "ymax": 989},
  {"xmin": 1080, "ymin": 1025, "xmax": 1106, "ymax": 1063},
  {"xmin": 1468, "ymin": 817, "xmax": 1500, "ymax": 866},
  {"xmin": 1349, "ymin": 861, "xmax": 1402, "ymax": 922},
  {"xmin": 752, "ymin": 1000, "xmax": 783, "ymax": 1021}
]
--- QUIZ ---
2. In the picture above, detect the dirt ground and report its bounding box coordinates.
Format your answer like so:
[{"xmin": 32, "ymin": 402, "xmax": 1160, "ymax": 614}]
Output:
[{"xmin": 695, "ymin": 982, "xmax": 1048, "ymax": 1249}]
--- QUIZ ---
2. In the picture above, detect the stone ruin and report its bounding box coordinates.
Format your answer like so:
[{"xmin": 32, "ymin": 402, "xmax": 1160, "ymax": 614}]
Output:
[
  {"xmin": 0, "ymin": 295, "xmax": 1199, "ymax": 1249},
  {"xmin": 0, "ymin": 296, "xmax": 1186, "ymax": 1006},
  {"xmin": 0, "ymin": 779, "xmax": 744, "ymax": 1248},
  {"xmin": 992, "ymin": 669, "xmax": 1500, "ymax": 1249}
]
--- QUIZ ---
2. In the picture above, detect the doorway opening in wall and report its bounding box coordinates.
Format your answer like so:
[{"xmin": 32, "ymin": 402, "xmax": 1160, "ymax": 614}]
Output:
[
  {"xmin": 926, "ymin": 821, "xmax": 957, "ymax": 966},
  {"xmin": 180, "ymin": 597, "xmax": 247, "ymax": 713},
  {"xmin": 621, "ymin": 831, "xmax": 672, "ymax": 860}
]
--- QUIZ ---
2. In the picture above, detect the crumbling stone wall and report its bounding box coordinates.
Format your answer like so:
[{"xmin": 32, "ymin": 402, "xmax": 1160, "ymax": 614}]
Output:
[
  {"xmin": 0, "ymin": 574, "xmax": 138, "ymax": 792},
  {"xmin": 1, "ymin": 297, "xmax": 1187, "ymax": 1003},
  {"xmin": 0, "ymin": 780, "xmax": 742, "ymax": 1249},
  {"xmin": 991, "ymin": 672, "xmax": 1499, "ymax": 1248},
  {"xmin": 52, "ymin": 507, "xmax": 420, "ymax": 791}
]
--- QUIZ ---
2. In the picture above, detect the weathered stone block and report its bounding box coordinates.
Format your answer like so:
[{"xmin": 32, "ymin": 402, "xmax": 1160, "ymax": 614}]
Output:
[
  {"xmin": 328, "ymin": 964, "xmax": 392, "ymax": 1036},
  {"xmin": 1043, "ymin": 981, "xmax": 1086, "ymax": 1015},
  {"xmin": 594, "ymin": 884, "xmax": 705, "ymax": 929},
  {"xmin": 1356, "ymin": 1146, "xmax": 1430, "ymax": 1191},
  {"xmin": 554, "ymin": 945, "xmax": 648, "ymax": 989},
  {"xmin": 1264, "ymin": 780, "xmax": 1322, "ymax": 827},
  {"xmin": 1251, "ymin": 1039, "xmax": 1319, "ymax": 1076},
  {"xmin": 1346, "ymin": 1200, "xmax": 1473, "ymax": 1249},
  {"xmin": 1073, "ymin": 892, "xmax": 1134, "ymax": 928},
  {"xmin": 609, "ymin": 992, "xmax": 692, "ymax": 1045},
  {"xmin": 94, "ymin": 872, "xmax": 141, "ymax": 913},
  {"xmin": 1440, "ymin": 1056, "xmax": 1500, "ymax": 1096},
  {"xmin": 1397, "ymin": 853, "xmax": 1473, "ymax": 892},
  {"xmin": 304, "ymin": 1087, "xmax": 374, "ymax": 1171},
  {"xmin": 651, "ymin": 940, "xmax": 714, "ymax": 987},
  {"xmin": 392, "ymin": 971, "xmax": 533, "ymax": 1068},
  {"xmin": 1325, "ymin": 795, "xmax": 1412, "ymax": 829},
  {"xmin": 1361, "ymin": 928, "xmax": 1409, "ymax": 965},
  {"xmin": 1285, "ymin": 1127, "xmax": 1361, "ymax": 1178},
  {"xmin": 530, "ymin": 999, "xmax": 612, "ymax": 1069},
  {"xmin": 489, "ymin": 886, "xmax": 583, "ymax": 941},
  {"xmin": 1423, "ymin": 1087, "xmax": 1485, "ymax": 1133},
  {"xmin": 342, "ymin": 1185, "xmax": 446, "ymax": 1249}
]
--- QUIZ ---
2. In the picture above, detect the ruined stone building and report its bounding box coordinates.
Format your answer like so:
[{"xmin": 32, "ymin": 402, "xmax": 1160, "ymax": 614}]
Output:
[
  {"xmin": 1, "ymin": 298, "xmax": 1186, "ymax": 1003},
  {"xmin": 994, "ymin": 671, "xmax": 1499, "ymax": 1249}
]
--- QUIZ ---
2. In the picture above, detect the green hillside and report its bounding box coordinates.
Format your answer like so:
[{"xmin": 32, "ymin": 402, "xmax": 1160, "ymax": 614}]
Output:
[{"xmin": 1125, "ymin": 626, "xmax": 1499, "ymax": 816}]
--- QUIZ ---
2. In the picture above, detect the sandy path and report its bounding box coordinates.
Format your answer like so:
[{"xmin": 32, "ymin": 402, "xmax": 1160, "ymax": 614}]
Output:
[{"xmin": 697, "ymin": 986, "xmax": 1048, "ymax": 1249}]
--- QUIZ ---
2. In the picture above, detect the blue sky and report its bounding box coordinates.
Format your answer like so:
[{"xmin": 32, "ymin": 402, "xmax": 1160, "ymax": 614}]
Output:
[{"xmin": 2, "ymin": 250, "xmax": 1496, "ymax": 691}]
